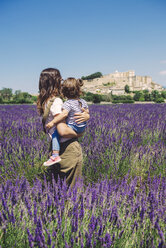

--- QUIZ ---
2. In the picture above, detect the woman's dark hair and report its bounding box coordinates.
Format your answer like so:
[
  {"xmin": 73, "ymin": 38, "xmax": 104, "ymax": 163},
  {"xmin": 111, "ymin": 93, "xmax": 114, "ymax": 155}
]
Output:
[
  {"xmin": 62, "ymin": 77, "xmax": 84, "ymax": 99},
  {"xmin": 37, "ymin": 68, "xmax": 62, "ymax": 115}
]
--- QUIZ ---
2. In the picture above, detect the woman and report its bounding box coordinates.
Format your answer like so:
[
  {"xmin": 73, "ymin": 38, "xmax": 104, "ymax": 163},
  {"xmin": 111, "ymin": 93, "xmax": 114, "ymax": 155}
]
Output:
[{"xmin": 37, "ymin": 68, "xmax": 90, "ymax": 188}]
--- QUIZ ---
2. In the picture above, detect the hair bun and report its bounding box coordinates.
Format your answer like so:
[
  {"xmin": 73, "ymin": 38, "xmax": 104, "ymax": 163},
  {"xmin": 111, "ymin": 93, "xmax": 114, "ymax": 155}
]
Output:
[{"xmin": 77, "ymin": 79, "xmax": 84, "ymax": 87}]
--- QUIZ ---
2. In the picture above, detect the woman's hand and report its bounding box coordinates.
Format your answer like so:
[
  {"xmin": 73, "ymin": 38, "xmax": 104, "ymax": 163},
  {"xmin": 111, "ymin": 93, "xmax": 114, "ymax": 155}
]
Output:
[{"xmin": 74, "ymin": 108, "xmax": 90, "ymax": 124}]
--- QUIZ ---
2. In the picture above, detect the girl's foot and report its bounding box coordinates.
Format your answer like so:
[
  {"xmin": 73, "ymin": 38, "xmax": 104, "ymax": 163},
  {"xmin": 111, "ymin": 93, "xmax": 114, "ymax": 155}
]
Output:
[{"xmin": 43, "ymin": 155, "xmax": 61, "ymax": 167}]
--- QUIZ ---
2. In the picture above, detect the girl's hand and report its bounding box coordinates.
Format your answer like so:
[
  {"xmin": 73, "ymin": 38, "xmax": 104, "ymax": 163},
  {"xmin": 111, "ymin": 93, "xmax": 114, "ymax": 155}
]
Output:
[
  {"xmin": 74, "ymin": 108, "xmax": 90, "ymax": 124},
  {"xmin": 46, "ymin": 121, "xmax": 54, "ymax": 129}
]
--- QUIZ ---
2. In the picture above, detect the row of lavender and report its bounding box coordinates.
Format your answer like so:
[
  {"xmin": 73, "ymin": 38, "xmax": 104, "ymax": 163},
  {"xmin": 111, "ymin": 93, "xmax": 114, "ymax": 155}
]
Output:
[
  {"xmin": 0, "ymin": 105, "xmax": 48, "ymax": 183},
  {"xmin": 0, "ymin": 104, "xmax": 166, "ymax": 247},
  {"xmin": 0, "ymin": 175, "xmax": 165, "ymax": 247},
  {"xmin": 1, "ymin": 104, "xmax": 165, "ymax": 182},
  {"xmin": 81, "ymin": 104, "xmax": 166, "ymax": 182}
]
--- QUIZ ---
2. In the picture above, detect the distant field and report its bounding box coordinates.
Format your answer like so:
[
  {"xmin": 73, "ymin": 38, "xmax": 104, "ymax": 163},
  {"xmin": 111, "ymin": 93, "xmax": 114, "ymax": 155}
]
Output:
[{"xmin": 0, "ymin": 104, "xmax": 165, "ymax": 247}]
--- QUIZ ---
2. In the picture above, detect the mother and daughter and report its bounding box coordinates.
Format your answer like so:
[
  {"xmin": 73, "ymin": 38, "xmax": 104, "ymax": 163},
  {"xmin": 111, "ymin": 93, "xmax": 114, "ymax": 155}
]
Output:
[{"xmin": 37, "ymin": 68, "xmax": 90, "ymax": 187}]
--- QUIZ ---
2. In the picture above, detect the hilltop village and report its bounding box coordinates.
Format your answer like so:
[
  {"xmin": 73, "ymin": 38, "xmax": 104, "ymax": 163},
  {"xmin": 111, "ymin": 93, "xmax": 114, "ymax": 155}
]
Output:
[{"xmin": 82, "ymin": 70, "xmax": 163, "ymax": 95}]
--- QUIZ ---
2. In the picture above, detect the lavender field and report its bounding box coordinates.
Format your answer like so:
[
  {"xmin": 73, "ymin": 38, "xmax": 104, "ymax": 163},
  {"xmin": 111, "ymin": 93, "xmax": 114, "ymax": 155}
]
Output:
[{"xmin": 0, "ymin": 104, "xmax": 166, "ymax": 247}]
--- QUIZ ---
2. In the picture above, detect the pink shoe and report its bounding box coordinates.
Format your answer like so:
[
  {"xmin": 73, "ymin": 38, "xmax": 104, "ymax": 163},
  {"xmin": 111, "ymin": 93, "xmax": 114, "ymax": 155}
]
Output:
[{"xmin": 43, "ymin": 156, "xmax": 61, "ymax": 167}]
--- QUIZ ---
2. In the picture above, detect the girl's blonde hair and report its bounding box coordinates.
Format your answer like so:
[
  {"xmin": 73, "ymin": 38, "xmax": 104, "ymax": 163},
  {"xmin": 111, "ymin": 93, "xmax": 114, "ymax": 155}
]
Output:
[
  {"xmin": 37, "ymin": 68, "xmax": 62, "ymax": 115},
  {"xmin": 62, "ymin": 77, "xmax": 84, "ymax": 99}
]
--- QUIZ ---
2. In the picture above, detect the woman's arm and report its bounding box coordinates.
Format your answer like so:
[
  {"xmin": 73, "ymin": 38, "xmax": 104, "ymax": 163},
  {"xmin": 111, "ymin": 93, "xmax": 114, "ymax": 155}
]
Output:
[
  {"xmin": 74, "ymin": 108, "xmax": 90, "ymax": 124},
  {"xmin": 46, "ymin": 109, "xmax": 68, "ymax": 128},
  {"xmin": 47, "ymin": 108, "xmax": 89, "ymax": 138},
  {"xmin": 56, "ymin": 108, "xmax": 89, "ymax": 138}
]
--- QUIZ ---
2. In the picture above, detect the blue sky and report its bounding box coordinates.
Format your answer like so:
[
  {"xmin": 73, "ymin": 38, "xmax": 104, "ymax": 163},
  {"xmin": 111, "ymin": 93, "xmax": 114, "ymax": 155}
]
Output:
[{"xmin": 0, "ymin": 0, "xmax": 166, "ymax": 94}]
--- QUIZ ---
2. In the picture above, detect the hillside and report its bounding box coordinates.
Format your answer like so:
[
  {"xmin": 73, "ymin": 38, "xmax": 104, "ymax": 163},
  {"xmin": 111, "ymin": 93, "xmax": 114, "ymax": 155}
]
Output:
[{"xmin": 82, "ymin": 70, "xmax": 164, "ymax": 95}]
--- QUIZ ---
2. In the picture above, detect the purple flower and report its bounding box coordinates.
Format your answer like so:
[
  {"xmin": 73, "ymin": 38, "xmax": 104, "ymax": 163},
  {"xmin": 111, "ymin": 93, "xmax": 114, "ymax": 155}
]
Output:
[
  {"xmin": 104, "ymin": 233, "xmax": 112, "ymax": 247},
  {"xmin": 79, "ymin": 195, "xmax": 84, "ymax": 220},
  {"xmin": 27, "ymin": 228, "xmax": 34, "ymax": 248},
  {"xmin": 70, "ymin": 237, "xmax": 74, "ymax": 246},
  {"xmin": 155, "ymin": 218, "xmax": 165, "ymax": 242},
  {"xmin": 47, "ymin": 233, "xmax": 52, "ymax": 246}
]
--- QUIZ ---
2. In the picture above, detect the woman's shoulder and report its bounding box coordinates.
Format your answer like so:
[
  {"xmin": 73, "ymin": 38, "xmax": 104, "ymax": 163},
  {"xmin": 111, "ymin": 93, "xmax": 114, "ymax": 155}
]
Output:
[
  {"xmin": 49, "ymin": 97, "xmax": 63, "ymax": 111},
  {"xmin": 50, "ymin": 97, "xmax": 63, "ymax": 115},
  {"xmin": 52, "ymin": 97, "xmax": 63, "ymax": 104}
]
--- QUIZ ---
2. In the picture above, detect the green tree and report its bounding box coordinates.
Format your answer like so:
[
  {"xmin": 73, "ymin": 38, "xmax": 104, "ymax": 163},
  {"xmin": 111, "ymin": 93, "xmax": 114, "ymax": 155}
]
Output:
[
  {"xmin": 139, "ymin": 95, "xmax": 145, "ymax": 101},
  {"xmin": 154, "ymin": 97, "xmax": 165, "ymax": 103},
  {"xmin": 81, "ymin": 72, "xmax": 102, "ymax": 80},
  {"xmin": 92, "ymin": 94, "xmax": 101, "ymax": 103},
  {"xmin": 13, "ymin": 90, "xmax": 21, "ymax": 102},
  {"xmin": 161, "ymin": 91, "xmax": 166, "ymax": 99},
  {"xmin": 101, "ymin": 93, "xmax": 112, "ymax": 102},
  {"xmin": 1, "ymin": 88, "xmax": 13, "ymax": 101},
  {"xmin": 143, "ymin": 90, "xmax": 152, "ymax": 101},
  {"xmin": 31, "ymin": 95, "xmax": 37, "ymax": 102},
  {"xmin": 15, "ymin": 90, "xmax": 21, "ymax": 96},
  {"xmin": 22, "ymin": 92, "xmax": 31, "ymax": 99},
  {"xmin": 124, "ymin": 85, "xmax": 130, "ymax": 93},
  {"xmin": 151, "ymin": 90, "xmax": 159, "ymax": 101},
  {"xmin": 133, "ymin": 91, "xmax": 144, "ymax": 101},
  {"xmin": 0, "ymin": 96, "xmax": 3, "ymax": 104},
  {"xmin": 13, "ymin": 90, "xmax": 32, "ymax": 104},
  {"xmin": 82, "ymin": 92, "xmax": 94, "ymax": 102}
]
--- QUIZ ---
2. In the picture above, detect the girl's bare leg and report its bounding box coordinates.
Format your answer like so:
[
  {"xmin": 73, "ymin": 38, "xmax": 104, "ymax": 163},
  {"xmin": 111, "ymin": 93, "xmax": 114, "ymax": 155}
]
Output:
[{"xmin": 57, "ymin": 122, "xmax": 77, "ymax": 138}]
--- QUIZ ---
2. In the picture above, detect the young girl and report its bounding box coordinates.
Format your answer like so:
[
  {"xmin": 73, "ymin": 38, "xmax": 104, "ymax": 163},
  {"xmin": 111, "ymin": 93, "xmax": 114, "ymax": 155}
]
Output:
[
  {"xmin": 45, "ymin": 77, "xmax": 89, "ymax": 164},
  {"xmin": 37, "ymin": 69, "xmax": 78, "ymax": 167}
]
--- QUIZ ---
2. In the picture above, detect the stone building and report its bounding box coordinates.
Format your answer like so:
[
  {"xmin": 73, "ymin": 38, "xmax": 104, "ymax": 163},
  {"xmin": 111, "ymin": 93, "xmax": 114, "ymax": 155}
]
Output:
[{"xmin": 83, "ymin": 70, "xmax": 163, "ymax": 95}]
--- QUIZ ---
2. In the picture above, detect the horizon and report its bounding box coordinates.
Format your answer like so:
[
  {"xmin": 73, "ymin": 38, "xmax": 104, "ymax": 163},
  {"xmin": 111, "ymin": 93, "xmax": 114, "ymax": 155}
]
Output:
[
  {"xmin": 1, "ymin": 69, "xmax": 166, "ymax": 94},
  {"xmin": 0, "ymin": 70, "xmax": 166, "ymax": 96},
  {"xmin": 0, "ymin": 0, "xmax": 166, "ymax": 94}
]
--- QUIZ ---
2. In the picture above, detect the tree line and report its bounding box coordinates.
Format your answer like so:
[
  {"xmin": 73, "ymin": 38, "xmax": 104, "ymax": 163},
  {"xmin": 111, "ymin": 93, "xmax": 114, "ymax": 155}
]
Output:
[
  {"xmin": 82, "ymin": 87, "xmax": 166, "ymax": 104},
  {"xmin": 124, "ymin": 85, "xmax": 166, "ymax": 103},
  {"xmin": 0, "ymin": 88, "xmax": 37, "ymax": 104},
  {"xmin": 81, "ymin": 72, "xmax": 102, "ymax": 80},
  {"xmin": 0, "ymin": 86, "xmax": 165, "ymax": 105}
]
